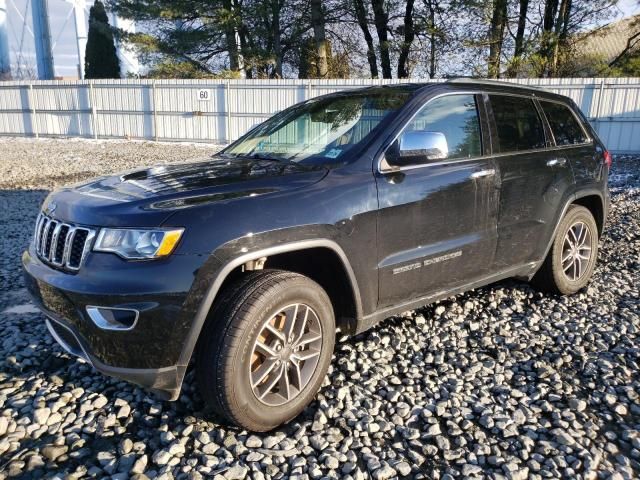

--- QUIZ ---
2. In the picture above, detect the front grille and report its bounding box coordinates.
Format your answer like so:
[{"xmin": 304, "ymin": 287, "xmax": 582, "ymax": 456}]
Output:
[{"xmin": 34, "ymin": 213, "xmax": 95, "ymax": 272}]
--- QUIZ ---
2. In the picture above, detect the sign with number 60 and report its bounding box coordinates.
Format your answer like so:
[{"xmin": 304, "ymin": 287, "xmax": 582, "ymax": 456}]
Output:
[{"xmin": 197, "ymin": 89, "xmax": 211, "ymax": 101}]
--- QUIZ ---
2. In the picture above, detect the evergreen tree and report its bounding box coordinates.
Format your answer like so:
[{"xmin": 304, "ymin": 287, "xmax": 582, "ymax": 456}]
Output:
[{"xmin": 85, "ymin": 0, "xmax": 121, "ymax": 79}]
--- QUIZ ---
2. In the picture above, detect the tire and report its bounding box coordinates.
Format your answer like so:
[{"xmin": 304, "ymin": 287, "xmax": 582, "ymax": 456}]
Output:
[
  {"xmin": 196, "ymin": 269, "xmax": 335, "ymax": 431},
  {"xmin": 532, "ymin": 205, "xmax": 599, "ymax": 295}
]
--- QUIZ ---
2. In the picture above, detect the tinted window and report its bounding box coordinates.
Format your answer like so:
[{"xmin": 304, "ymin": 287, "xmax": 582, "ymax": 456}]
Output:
[
  {"xmin": 541, "ymin": 101, "xmax": 588, "ymax": 146},
  {"xmin": 403, "ymin": 94, "xmax": 482, "ymax": 160},
  {"xmin": 490, "ymin": 95, "xmax": 546, "ymax": 152}
]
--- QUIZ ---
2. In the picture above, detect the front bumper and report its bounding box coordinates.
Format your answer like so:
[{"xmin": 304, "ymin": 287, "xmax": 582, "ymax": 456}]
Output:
[
  {"xmin": 43, "ymin": 312, "xmax": 184, "ymax": 400},
  {"xmin": 22, "ymin": 244, "xmax": 204, "ymax": 400}
]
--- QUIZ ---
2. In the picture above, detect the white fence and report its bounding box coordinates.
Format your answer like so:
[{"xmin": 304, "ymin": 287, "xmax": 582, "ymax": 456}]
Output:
[{"xmin": 0, "ymin": 77, "xmax": 639, "ymax": 152}]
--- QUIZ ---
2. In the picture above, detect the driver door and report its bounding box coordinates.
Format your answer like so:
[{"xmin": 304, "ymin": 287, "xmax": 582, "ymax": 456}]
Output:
[{"xmin": 375, "ymin": 93, "xmax": 499, "ymax": 309}]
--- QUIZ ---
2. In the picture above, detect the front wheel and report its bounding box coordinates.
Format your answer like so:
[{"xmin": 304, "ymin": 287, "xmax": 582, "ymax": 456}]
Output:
[
  {"xmin": 196, "ymin": 270, "xmax": 335, "ymax": 431},
  {"xmin": 532, "ymin": 205, "xmax": 599, "ymax": 295}
]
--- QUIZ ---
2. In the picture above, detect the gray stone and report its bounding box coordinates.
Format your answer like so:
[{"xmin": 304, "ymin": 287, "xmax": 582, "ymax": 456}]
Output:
[
  {"xmin": 245, "ymin": 435, "xmax": 262, "ymax": 448},
  {"xmin": 224, "ymin": 464, "xmax": 248, "ymax": 480},
  {"xmin": 152, "ymin": 450, "xmax": 172, "ymax": 466},
  {"xmin": 33, "ymin": 407, "xmax": 51, "ymax": 425},
  {"xmin": 372, "ymin": 464, "xmax": 396, "ymax": 480},
  {"xmin": 41, "ymin": 445, "xmax": 68, "ymax": 462}
]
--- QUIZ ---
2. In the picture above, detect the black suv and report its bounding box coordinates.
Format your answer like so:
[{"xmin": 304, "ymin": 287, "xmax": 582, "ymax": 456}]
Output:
[{"xmin": 23, "ymin": 79, "xmax": 610, "ymax": 431}]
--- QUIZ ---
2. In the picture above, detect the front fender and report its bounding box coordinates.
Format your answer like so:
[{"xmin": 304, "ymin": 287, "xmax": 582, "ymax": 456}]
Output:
[{"xmin": 175, "ymin": 232, "xmax": 364, "ymax": 368}]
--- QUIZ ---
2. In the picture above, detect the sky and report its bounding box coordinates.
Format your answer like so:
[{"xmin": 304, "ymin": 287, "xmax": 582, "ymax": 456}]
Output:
[{"xmin": 5, "ymin": 0, "xmax": 640, "ymax": 79}]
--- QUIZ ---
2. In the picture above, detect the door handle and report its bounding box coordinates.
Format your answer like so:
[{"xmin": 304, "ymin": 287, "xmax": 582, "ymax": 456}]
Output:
[
  {"xmin": 470, "ymin": 169, "xmax": 496, "ymax": 179},
  {"xmin": 547, "ymin": 157, "xmax": 567, "ymax": 167}
]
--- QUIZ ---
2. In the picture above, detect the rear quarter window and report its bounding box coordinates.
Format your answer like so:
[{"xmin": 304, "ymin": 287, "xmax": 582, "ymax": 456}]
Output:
[
  {"xmin": 489, "ymin": 95, "xmax": 546, "ymax": 153},
  {"xmin": 540, "ymin": 101, "xmax": 589, "ymax": 146}
]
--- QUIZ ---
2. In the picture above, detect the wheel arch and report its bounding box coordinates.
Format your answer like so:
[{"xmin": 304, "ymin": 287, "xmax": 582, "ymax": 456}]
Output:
[
  {"xmin": 536, "ymin": 189, "xmax": 606, "ymax": 275},
  {"xmin": 178, "ymin": 239, "xmax": 363, "ymax": 367},
  {"xmin": 573, "ymin": 193, "xmax": 605, "ymax": 237}
]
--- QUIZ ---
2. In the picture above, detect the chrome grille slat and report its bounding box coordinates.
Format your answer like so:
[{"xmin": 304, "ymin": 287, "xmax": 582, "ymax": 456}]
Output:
[
  {"xmin": 33, "ymin": 213, "xmax": 95, "ymax": 272},
  {"xmin": 62, "ymin": 227, "xmax": 76, "ymax": 266},
  {"xmin": 49, "ymin": 223, "xmax": 62, "ymax": 262},
  {"xmin": 41, "ymin": 218, "xmax": 53, "ymax": 256},
  {"xmin": 34, "ymin": 214, "xmax": 45, "ymax": 253},
  {"xmin": 37, "ymin": 216, "xmax": 47, "ymax": 254},
  {"xmin": 43, "ymin": 220, "xmax": 57, "ymax": 259}
]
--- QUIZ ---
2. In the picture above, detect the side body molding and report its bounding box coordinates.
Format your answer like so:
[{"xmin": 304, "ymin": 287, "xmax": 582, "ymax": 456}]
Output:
[{"xmin": 177, "ymin": 239, "xmax": 364, "ymax": 368}]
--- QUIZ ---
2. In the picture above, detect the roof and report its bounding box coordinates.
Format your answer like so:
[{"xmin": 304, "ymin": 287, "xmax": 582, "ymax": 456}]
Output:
[{"xmin": 311, "ymin": 79, "xmax": 571, "ymax": 105}]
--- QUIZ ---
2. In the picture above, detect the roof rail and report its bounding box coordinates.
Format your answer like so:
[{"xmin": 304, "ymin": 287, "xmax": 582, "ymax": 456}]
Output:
[{"xmin": 445, "ymin": 77, "xmax": 543, "ymax": 90}]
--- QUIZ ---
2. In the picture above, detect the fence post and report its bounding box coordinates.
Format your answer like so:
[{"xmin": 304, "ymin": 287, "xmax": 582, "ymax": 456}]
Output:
[
  {"xmin": 152, "ymin": 80, "xmax": 158, "ymax": 141},
  {"xmin": 224, "ymin": 80, "xmax": 231, "ymax": 143},
  {"xmin": 28, "ymin": 84, "xmax": 38, "ymax": 139},
  {"xmin": 593, "ymin": 79, "xmax": 605, "ymax": 133},
  {"xmin": 89, "ymin": 81, "xmax": 98, "ymax": 139},
  {"xmin": 307, "ymin": 80, "xmax": 312, "ymax": 100}
]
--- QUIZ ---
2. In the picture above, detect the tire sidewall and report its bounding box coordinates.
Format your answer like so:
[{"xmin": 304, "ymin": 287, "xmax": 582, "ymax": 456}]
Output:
[
  {"xmin": 551, "ymin": 206, "xmax": 599, "ymax": 294},
  {"xmin": 226, "ymin": 277, "xmax": 335, "ymax": 430}
]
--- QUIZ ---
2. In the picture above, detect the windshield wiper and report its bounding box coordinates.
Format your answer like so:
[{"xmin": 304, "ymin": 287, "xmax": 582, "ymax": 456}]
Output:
[{"xmin": 249, "ymin": 152, "xmax": 287, "ymax": 162}]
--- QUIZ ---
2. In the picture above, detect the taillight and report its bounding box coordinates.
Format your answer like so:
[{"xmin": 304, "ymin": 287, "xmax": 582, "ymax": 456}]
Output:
[{"xmin": 603, "ymin": 150, "xmax": 612, "ymax": 168}]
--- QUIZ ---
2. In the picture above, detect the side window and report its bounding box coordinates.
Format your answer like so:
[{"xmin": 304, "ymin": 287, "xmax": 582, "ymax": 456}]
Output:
[
  {"xmin": 405, "ymin": 94, "xmax": 482, "ymax": 160},
  {"xmin": 541, "ymin": 101, "xmax": 588, "ymax": 146},
  {"xmin": 489, "ymin": 95, "xmax": 546, "ymax": 152}
]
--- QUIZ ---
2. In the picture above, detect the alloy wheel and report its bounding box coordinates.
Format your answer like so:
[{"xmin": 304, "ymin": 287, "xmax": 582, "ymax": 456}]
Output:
[
  {"xmin": 249, "ymin": 303, "xmax": 323, "ymax": 406},
  {"xmin": 561, "ymin": 221, "xmax": 593, "ymax": 281}
]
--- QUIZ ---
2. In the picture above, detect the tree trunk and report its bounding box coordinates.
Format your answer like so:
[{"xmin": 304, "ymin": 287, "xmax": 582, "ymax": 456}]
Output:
[
  {"xmin": 353, "ymin": 0, "xmax": 379, "ymax": 78},
  {"xmin": 427, "ymin": 0, "xmax": 437, "ymax": 78},
  {"xmin": 310, "ymin": 0, "xmax": 328, "ymax": 77},
  {"xmin": 542, "ymin": 0, "xmax": 559, "ymax": 33},
  {"xmin": 222, "ymin": 0, "xmax": 240, "ymax": 71},
  {"xmin": 397, "ymin": 0, "xmax": 415, "ymax": 78},
  {"xmin": 371, "ymin": 0, "xmax": 392, "ymax": 78},
  {"xmin": 514, "ymin": 0, "xmax": 529, "ymax": 58},
  {"xmin": 232, "ymin": 0, "xmax": 252, "ymax": 78},
  {"xmin": 271, "ymin": 0, "xmax": 282, "ymax": 78},
  {"xmin": 540, "ymin": 0, "xmax": 559, "ymax": 75},
  {"xmin": 487, "ymin": 0, "xmax": 507, "ymax": 78},
  {"xmin": 506, "ymin": 0, "xmax": 529, "ymax": 77},
  {"xmin": 550, "ymin": 0, "xmax": 571, "ymax": 75}
]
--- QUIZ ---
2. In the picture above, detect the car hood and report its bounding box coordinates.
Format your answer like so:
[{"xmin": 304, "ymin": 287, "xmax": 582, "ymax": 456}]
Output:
[{"xmin": 43, "ymin": 156, "xmax": 328, "ymax": 227}]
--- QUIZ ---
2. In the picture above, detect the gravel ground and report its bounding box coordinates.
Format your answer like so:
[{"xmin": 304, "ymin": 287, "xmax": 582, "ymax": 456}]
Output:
[{"xmin": 0, "ymin": 137, "xmax": 638, "ymax": 480}]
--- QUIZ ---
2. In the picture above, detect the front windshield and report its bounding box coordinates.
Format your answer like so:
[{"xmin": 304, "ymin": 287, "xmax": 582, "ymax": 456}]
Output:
[{"xmin": 221, "ymin": 90, "xmax": 412, "ymax": 164}]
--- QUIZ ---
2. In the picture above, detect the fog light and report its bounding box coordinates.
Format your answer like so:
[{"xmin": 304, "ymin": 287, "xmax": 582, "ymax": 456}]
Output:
[{"xmin": 86, "ymin": 306, "xmax": 139, "ymax": 331}]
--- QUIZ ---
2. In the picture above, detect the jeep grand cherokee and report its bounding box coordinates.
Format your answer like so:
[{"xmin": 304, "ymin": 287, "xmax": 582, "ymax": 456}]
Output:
[{"xmin": 23, "ymin": 79, "xmax": 610, "ymax": 431}]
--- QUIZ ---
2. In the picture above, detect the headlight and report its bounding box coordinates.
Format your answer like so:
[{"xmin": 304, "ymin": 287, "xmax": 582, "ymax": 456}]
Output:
[{"xmin": 94, "ymin": 228, "xmax": 184, "ymax": 259}]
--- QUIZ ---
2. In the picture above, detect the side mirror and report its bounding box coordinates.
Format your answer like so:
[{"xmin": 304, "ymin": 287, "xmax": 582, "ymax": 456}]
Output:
[{"xmin": 388, "ymin": 131, "xmax": 449, "ymax": 167}]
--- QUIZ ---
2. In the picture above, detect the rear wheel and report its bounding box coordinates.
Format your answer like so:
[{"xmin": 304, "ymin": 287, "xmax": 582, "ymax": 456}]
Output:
[
  {"xmin": 196, "ymin": 270, "xmax": 335, "ymax": 431},
  {"xmin": 532, "ymin": 205, "xmax": 599, "ymax": 295}
]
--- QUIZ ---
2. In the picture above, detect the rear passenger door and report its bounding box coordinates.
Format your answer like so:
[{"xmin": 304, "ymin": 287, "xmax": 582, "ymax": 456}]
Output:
[{"xmin": 487, "ymin": 94, "xmax": 574, "ymax": 270}]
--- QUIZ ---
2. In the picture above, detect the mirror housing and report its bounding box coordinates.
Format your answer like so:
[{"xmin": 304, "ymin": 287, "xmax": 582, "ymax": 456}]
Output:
[{"xmin": 387, "ymin": 131, "xmax": 449, "ymax": 167}]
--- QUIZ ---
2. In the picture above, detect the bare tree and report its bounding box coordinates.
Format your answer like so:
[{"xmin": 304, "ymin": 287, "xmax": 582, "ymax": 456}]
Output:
[
  {"xmin": 488, "ymin": 0, "xmax": 508, "ymax": 78},
  {"xmin": 397, "ymin": 0, "xmax": 416, "ymax": 78},
  {"xmin": 310, "ymin": 0, "xmax": 329, "ymax": 77},
  {"xmin": 371, "ymin": 0, "xmax": 392, "ymax": 78},
  {"xmin": 353, "ymin": 0, "xmax": 379, "ymax": 77}
]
